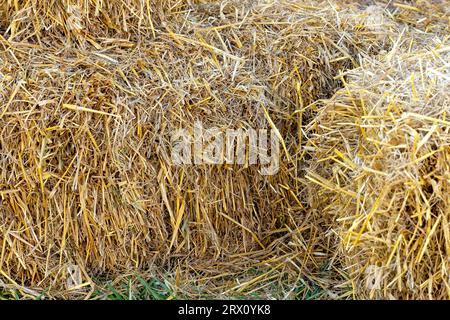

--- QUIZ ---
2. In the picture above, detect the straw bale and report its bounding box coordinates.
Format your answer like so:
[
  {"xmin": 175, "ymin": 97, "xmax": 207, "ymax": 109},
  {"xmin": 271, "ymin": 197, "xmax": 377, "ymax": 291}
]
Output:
[
  {"xmin": 307, "ymin": 35, "xmax": 450, "ymax": 299},
  {"xmin": 2, "ymin": 0, "xmax": 445, "ymax": 299}
]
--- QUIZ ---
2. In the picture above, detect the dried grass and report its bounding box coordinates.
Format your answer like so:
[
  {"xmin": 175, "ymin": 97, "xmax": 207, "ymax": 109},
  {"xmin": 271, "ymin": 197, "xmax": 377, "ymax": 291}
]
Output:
[
  {"xmin": 307, "ymin": 33, "xmax": 450, "ymax": 299},
  {"xmin": 390, "ymin": 0, "xmax": 449, "ymax": 35},
  {"xmin": 0, "ymin": 0, "xmax": 448, "ymax": 299}
]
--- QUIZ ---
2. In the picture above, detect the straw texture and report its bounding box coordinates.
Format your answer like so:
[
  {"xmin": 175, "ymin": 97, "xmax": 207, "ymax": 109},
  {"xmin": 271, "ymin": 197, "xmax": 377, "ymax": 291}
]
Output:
[{"xmin": 0, "ymin": 0, "xmax": 448, "ymax": 299}]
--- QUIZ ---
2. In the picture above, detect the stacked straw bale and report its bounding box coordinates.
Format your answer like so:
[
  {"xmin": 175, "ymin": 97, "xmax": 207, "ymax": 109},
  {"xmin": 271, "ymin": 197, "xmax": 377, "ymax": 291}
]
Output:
[
  {"xmin": 307, "ymin": 35, "xmax": 450, "ymax": 299},
  {"xmin": 0, "ymin": 0, "xmax": 400, "ymax": 298},
  {"xmin": 1, "ymin": 0, "xmax": 447, "ymax": 299}
]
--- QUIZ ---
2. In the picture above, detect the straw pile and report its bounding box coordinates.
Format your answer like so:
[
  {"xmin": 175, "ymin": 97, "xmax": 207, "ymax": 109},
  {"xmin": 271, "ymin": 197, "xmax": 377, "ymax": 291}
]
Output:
[
  {"xmin": 389, "ymin": 0, "xmax": 449, "ymax": 35},
  {"xmin": 0, "ymin": 0, "xmax": 448, "ymax": 299},
  {"xmin": 307, "ymin": 33, "xmax": 450, "ymax": 299}
]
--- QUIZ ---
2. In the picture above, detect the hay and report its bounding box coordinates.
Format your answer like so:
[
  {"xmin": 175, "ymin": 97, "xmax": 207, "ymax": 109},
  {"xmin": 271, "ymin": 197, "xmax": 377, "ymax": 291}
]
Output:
[
  {"xmin": 390, "ymin": 0, "xmax": 449, "ymax": 35},
  {"xmin": 307, "ymin": 33, "xmax": 450, "ymax": 299},
  {"xmin": 0, "ymin": 0, "xmax": 447, "ymax": 299}
]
